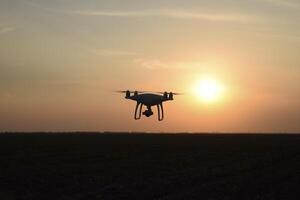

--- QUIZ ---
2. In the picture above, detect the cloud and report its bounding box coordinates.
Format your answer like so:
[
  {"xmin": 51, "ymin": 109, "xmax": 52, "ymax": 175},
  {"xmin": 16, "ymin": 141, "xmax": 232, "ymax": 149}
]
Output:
[
  {"xmin": 0, "ymin": 26, "xmax": 16, "ymax": 34},
  {"xmin": 265, "ymin": 0, "xmax": 300, "ymax": 9},
  {"xmin": 21, "ymin": 1, "xmax": 261, "ymax": 23},
  {"xmin": 70, "ymin": 9, "xmax": 257, "ymax": 23},
  {"xmin": 22, "ymin": 0, "xmax": 57, "ymax": 12},
  {"xmin": 134, "ymin": 58, "xmax": 205, "ymax": 70},
  {"xmin": 134, "ymin": 58, "xmax": 169, "ymax": 69},
  {"xmin": 91, "ymin": 49, "xmax": 138, "ymax": 57}
]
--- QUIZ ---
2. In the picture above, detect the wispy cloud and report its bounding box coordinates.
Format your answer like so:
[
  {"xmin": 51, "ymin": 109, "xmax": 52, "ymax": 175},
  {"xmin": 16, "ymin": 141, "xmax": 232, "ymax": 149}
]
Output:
[
  {"xmin": 265, "ymin": 0, "xmax": 300, "ymax": 9},
  {"xmin": 134, "ymin": 58, "xmax": 205, "ymax": 70},
  {"xmin": 0, "ymin": 26, "xmax": 16, "ymax": 35},
  {"xmin": 70, "ymin": 9, "xmax": 258, "ymax": 23},
  {"xmin": 134, "ymin": 58, "xmax": 169, "ymax": 69},
  {"xmin": 91, "ymin": 49, "xmax": 138, "ymax": 57},
  {"xmin": 21, "ymin": 1, "xmax": 261, "ymax": 23},
  {"xmin": 22, "ymin": 0, "xmax": 57, "ymax": 12}
]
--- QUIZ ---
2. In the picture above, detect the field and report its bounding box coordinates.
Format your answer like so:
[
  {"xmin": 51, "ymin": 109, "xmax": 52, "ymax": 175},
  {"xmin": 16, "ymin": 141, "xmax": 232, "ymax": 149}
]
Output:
[{"xmin": 0, "ymin": 133, "xmax": 299, "ymax": 200}]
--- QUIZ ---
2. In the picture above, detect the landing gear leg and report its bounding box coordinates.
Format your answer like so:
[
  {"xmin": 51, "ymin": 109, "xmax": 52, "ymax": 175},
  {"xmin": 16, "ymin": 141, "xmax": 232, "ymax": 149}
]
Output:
[
  {"xmin": 157, "ymin": 103, "xmax": 164, "ymax": 121},
  {"xmin": 134, "ymin": 103, "xmax": 143, "ymax": 120}
]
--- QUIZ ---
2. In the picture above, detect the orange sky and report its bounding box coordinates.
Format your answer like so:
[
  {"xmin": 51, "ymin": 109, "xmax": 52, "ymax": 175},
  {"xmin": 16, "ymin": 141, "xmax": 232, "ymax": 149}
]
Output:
[{"xmin": 0, "ymin": 0, "xmax": 300, "ymax": 132}]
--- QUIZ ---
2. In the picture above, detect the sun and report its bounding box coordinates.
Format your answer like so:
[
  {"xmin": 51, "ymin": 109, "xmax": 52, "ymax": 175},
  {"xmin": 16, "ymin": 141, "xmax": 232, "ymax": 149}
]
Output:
[{"xmin": 194, "ymin": 78, "xmax": 224, "ymax": 103}]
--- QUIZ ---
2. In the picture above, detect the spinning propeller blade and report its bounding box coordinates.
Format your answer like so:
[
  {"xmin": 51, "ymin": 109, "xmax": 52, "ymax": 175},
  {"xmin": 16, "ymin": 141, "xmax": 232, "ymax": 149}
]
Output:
[
  {"xmin": 156, "ymin": 91, "xmax": 183, "ymax": 95},
  {"xmin": 115, "ymin": 90, "xmax": 183, "ymax": 95},
  {"xmin": 115, "ymin": 90, "xmax": 127, "ymax": 93},
  {"xmin": 172, "ymin": 92, "xmax": 184, "ymax": 95},
  {"xmin": 114, "ymin": 90, "xmax": 147, "ymax": 94}
]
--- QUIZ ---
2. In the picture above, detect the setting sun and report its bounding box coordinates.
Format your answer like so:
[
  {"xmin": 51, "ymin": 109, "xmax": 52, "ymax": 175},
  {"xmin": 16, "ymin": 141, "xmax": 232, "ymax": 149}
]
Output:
[{"xmin": 194, "ymin": 78, "xmax": 224, "ymax": 103}]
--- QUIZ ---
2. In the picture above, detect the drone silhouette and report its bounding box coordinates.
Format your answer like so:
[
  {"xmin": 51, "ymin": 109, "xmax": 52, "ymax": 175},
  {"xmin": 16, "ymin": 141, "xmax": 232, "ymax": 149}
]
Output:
[{"xmin": 116, "ymin": 90, "xmax": 182, "ymax": 121}]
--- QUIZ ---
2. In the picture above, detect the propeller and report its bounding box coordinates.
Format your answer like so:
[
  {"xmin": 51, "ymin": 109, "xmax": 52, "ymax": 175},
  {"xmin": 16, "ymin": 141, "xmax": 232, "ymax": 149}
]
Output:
[
  {"xmin": 115, "ymin": 90, "xmax": 183, "ymax": 95},
  {"xmin": 156, "ymin": 92, "xmax": 183, "ymax": 95},
  {"xmin": 115, "ymin": 90, "xmax": 128, "ymax": 93},
  {"xmin": 115, "ymin": 90, "xmax": 146, "ymax": 93},
  {"xmin": 171, "ymin": 92, "xmax": 184, "ymax": 95}
]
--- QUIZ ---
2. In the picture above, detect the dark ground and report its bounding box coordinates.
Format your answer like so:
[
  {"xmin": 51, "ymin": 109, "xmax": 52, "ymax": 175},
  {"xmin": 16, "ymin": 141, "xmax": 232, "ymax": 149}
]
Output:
[{"xmin": 0, "ymin": 133, "xmax": 299, "ymax": 200}]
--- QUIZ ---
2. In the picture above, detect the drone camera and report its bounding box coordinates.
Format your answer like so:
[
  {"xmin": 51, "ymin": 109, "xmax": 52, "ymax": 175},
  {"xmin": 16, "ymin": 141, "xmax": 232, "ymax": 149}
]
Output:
[{"xmin": 143, "ymin": 110, "xmax": 153, "ymax": 117}]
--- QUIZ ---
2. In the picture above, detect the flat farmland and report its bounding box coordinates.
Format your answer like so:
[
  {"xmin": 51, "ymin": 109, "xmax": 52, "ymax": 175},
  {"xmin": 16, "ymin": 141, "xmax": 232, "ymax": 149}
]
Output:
[{"xmin": 0, "ymin": 133, "xmax": 299, "ymax": 200}]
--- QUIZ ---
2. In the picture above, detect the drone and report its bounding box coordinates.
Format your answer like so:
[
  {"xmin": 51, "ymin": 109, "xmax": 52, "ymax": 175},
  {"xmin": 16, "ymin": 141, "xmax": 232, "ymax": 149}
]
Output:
[{"xmin": 116, "ymin": 90, "xmax": 182, "ymax": 121}]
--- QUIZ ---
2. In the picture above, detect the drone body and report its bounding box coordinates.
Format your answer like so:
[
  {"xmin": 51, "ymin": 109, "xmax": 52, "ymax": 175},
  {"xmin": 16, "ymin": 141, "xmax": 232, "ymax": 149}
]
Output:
[{"xmin": 117, "ymin": 90, "xmax": 180, "ymax": 121}]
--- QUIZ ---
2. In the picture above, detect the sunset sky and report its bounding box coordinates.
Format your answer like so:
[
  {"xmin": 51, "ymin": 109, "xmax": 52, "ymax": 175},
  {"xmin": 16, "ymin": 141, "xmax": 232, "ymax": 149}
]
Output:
[{"xmin": 1, "ymin": 0, "xmax": 300, "ymax": 132}]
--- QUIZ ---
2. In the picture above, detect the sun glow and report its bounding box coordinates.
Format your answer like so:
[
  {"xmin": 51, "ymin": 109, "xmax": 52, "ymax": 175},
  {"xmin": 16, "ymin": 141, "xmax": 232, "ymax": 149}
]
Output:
[{"xmin": 194, "ymin": 78, "xmax": 224, "ymax": 103}]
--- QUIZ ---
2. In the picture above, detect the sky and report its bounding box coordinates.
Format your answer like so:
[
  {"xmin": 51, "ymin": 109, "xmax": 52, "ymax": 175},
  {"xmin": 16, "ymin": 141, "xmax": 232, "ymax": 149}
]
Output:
[{"xmin": 0, "ymin": 0, "xmax": 300, "ymax": 132}]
